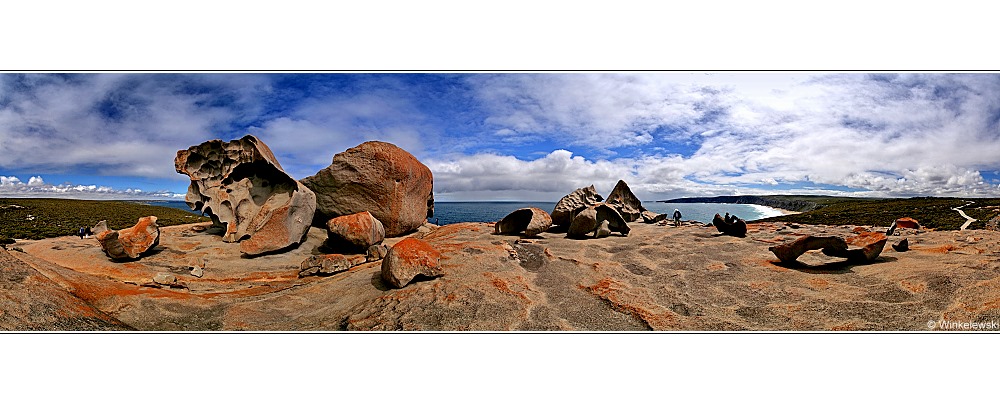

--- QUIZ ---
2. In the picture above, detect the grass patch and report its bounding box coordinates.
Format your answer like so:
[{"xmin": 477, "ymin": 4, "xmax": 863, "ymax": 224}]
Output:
[
  {"xmin": 756, "ymin": 197, "xmax": 1000, "ymax": 230},
  {"xmin": 0, "ymin": 198, "xmax": 210, "ymax": 240}
]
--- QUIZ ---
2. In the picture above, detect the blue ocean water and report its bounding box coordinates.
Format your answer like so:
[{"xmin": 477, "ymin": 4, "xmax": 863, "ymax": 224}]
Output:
[{"xmin": 132, "ymin": 200, "xmax": 788, "ymax": 225}]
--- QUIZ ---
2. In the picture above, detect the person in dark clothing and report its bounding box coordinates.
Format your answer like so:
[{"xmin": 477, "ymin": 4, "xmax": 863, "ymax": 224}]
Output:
[
  {"xmin": 724, "ymin": 212, "xmax": 731, "ymax": 223},
  {"xmin": 672, "ymin": 209, "xmax": 682, "ymax": 227},
  {"xmin": 78, "ymin": 227, "xmax": 86, "ymax": 239}
]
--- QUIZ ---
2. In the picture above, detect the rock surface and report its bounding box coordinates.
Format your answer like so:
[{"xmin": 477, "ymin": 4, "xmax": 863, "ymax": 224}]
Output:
[
  {"xmin": 567, "ymin": 203, "xmax": 630, "ymax": 238},
  {"xmin": 302, "ymin": 141, "xmax": 434, "ymax": 237},
  {"xmin": 10, "ymin": 220, "xmax": 1000, "ymax": 331},
  {"xmin": 769, "ymin": 235, "xmax": 849, "ymax": 263},
  {"xmin": 495, "ymin": 207, "xmax": 553, "ymax": 237},
  {"xmin": 96, "ymin": 216, "xmax": 160, "ymax": 260},
  {"xmin": 896, "ymin": 217, "xmax": 921, "ymax": 229},
  {"xmin": 175, "ymin": 135, "xmax": 316, "ymax": 255},
  {"xmin": 605, "ymin": 180, "xmax": 644, "ymax": 222},
  {"xmin": 551, "ymin": 185, "xmax": 603, "ymax": 227},
  {"xmin": 299, "ymin": 254, "xmax": 366, "ymax": 277},
  {"xmin": 325, "ymin": 211, "xmax": 385, "ymax": 252},
  {"xmin": 381, "ymin": 238, "xmax": 442, "ymax": 288}
]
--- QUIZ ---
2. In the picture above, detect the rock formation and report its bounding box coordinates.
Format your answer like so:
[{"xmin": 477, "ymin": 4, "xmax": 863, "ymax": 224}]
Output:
[
  {"xmin": 495, "ymin": 207, "xmax": 553, "ymax": 237},
  {"xmin": 568, "ymin": 203, "xmax": 630, "ymax": 238},
  {"xmin": 325, "ymin": 211, "xmax": 385, "ymax": 252},
  {"xmin": 301, "ymin": 141, "xmax": 434, "ymax": 237},
  {"xmin": 712, "ymin": 213, "xmax": 748, "ymax": 237},
  {"xmin": 381, "ymin": 238, "xmax": 443, "ymax": 288},
  {"xmin": 551, "ymin": 185, "xmax": 604, "ymax": 227},
  {"xmin": 91, "ymin": 220, "xmax": 109, "ymax": 235},
  {"xmin": 175, "ymin": 135, "xmax": 316, "ymax": 255},
  {"xmin": 299, "ymin": 254, "xmax": 366, "ymax": 277},
  {"xmin": 892, "ymin": 238, "xmax": 909, "ymax": 252},
  {"xmin": 367, "ymin": 244, "xmax": 389, "ymax": 262},
  {"xmin": 769, "ymin": 232, "xmax": 887, "ymax": 264},
  {"xmin": 96, "ymin": 216, "xmax": 160, "ymax": 261},
  {"xmin": 605, "ymin": 180, "xmax": 644, "ymax": 222},
  {"xmin": 895, "ymin": 217, "xmax": 920, "ymax": 229},
  {"xmin": 641, "ymin": 211, "xmax": 667, "ymax": 224}
]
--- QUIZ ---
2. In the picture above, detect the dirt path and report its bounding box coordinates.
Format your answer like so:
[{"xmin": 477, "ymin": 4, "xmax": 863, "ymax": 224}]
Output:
[{"xmin": 952, "ymin": 201, "xmax": 977, "ymax": 230}]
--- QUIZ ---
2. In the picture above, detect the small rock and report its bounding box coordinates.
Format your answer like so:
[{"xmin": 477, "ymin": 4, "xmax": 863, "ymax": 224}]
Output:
[
  {"xmin": 892, "ymin": 238, "xmax": 909, "ymax": 252},
  {"xmin": 567, "ymin": 203, "xmax": 630, "ymax": 239},
  {"xmin": 769, "ymin": 235, "xmax": 848, "ymax": 263},
  {"xmin": 381, "ymin": 238, "xmax": 443, "ymax": 288},
  {"xmin": 299, "ymin": 254, "xmax": 355, "ymax": 277},
  {"xmin": 153, "ymin": 273, "xmax": 176, "ymax": 285},
  {"xmin": 190, "ymin": 267, "xmax": 204, "ymax": 278},
  {"xmin": 366, "ymin": 244, "xmax": 389, "ymax": 262},
  {"xmin": 594, "ymin": 220, "xmax": 612, "ymax": 238},
  {"xmin": 640, "ymin": 210, "xmax": 667, "ymax": 224}
]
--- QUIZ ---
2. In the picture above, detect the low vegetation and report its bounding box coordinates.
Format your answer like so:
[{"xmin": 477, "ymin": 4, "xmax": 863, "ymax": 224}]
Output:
[
  {"xmin": 0, "ymin": 198, "xmax": 210, "ymax": 240},
  {"xmin": 756, "ymin": 197, "xmax": 1000, "ymax": 231}
]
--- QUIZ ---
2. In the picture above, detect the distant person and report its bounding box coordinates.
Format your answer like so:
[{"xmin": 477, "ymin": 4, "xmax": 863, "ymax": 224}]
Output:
[
  {"xmin": 672, "ymin": 209, "xmax": 682, "ymax": 227},
  {"xmin": 724, "ymin": 212, "xmax": 731, "ymax": 223},
  {"xmin": 78, "ymin": 227, "xmax": 86, "ymax": 239}
]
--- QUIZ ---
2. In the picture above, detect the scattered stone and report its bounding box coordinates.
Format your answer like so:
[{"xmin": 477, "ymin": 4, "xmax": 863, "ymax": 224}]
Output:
[
  {"xmin": 190, "ymin": 267, "xmax": 204, "ymax": 278},
  {"xmin": 605, "ymin": 180, "xmax": 644, "ymax": 222},
  {"xmin": 325, "ymin": 211, "xmax": 385, "ymax": 252},
  {"xmin": 595, "ymin": 220, "xmax": 612, "ymax": 238},
  {"xmin": 366, "ymin": 244, "xmax": 389, "ymax": 262},
  {"xmin": 190, "ymin": 224, "xmax": 209, "ymax": 233},
  {"xmin": 96, "ymin": 216, "xmax": 160, "ymax": 261},
  {"xmin": 712, "ymin": 213, "xmax": 747, "ymax": 237},
  {"xmin": 380, "ymin": 238, "xmax": 443, "ymax": 288},
  {"xmin": 885, "ymin": 223, "xmax": 898, "ymax": 236},
  {"xmin": 966, "ymin": 236, "xmax": 979, "ymax": 243},
  {"xmin": 892, "ymin": 238, "xmax": 909, "ymax": 252},
  {"xmin": 302, "ymin": 141, "xmax": 434, "ymax": 237},
  {"xmin": 641, "ymin": 211, "xmax": 668, "ymax": 224},
  {"xmin": 299, "ymin": 254, "xmax": 366, "ymax": 277},
  {"xmin": 895, "ymin": 217, "xmax": 920, "ymax": 229},
  {"xmin": 551, "ymin": 185, "xmax": 604, "ymax": 227},
  {"xmin": 175, "ymin": 135, "xmax": 317, "ymax": 255},
  {"xmin": 495, "ymin": 207, "xmax": 553, "ymax": 237},
  {"xmin": 153, "ymin": 273, "xmax": 176, "ymax": 285},
  {"xmin": 769, "ymin": 235, "xmax": 848, "ymax": 263},
  {"xmin": 567, "ymin": 203, "xmax": 630, "ymax": 239}
]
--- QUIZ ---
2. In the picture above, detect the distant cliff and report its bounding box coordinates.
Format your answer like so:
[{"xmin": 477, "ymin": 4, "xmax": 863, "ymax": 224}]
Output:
[{"xmin": 658, "ymin": 196, "xmax": 820, "ymax": 212}]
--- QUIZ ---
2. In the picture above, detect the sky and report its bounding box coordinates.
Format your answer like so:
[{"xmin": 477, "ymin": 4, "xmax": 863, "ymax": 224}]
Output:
[{"xmin": 2, "ymin": 72, "xmax": 1000, "ymax": 202}]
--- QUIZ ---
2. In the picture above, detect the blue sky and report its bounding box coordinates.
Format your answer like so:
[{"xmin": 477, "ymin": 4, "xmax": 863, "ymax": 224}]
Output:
[{"xmin": 2, "ymin": 73, "xmax": 1000, "ymax": 201}]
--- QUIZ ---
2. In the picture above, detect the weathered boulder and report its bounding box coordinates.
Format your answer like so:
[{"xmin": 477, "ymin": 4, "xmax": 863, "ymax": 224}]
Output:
[
  {"xmin": 567, "ymin": 203, "xmax": 630, "ymax": 239},
  {"xmin": 895, "ymin": 217, "xmax": 920, "ymax": 229},
  {"xmin": 551, "ymin": 185, "xmax": 604, "ymax": 227},
  {"xmin": 301, "ymin": 141, "xmax": 434, "ymax": 237},
  {"xmin": 380, "ymin": 238, "xmax": 442, "ymax": 288},
  {"xmin": 769, "ymin": 235, "xmax": 848, "ymax": 263},
  {"xmin": 175, "ymin": 135, "xmax": 316, "ymax": 255},
  {"xmin": 712, "ymin": 213, "xmax": 747, "ymax": 237},
  {"xmin": 892, "ymin": 238, "xmax": 909, "ymax": 252},
  {"xmin": 325, "ymin": 211, "xmax": 385, "ymax": 252},
  {"xmin": 641, "ymin": 211, "xmax": 667, "ymax": 224},
  {"xmin": 823, "ymin": 232, "xmax": 888, "ymax": 262},
  {"xmin": 595, "ymin": 220, "xmax": 612, "ymax": 238},
  {"xmin": 153, "ymin": 272, "xmax": 177, "ymax": 285},
  {"xmin": 495, "ymin": 207, "xmax": 553, "ymax": 237},
  {"xmin": 299, "ymin": 254, "xmax": 366, "ymax": 277},
  {"xmin": 367, "ymin": 244, "xmax": 389, "ymax": 262},
  {"xmin": 605, "ymin": 180, "xmax": 644, "ymax": 222},
  {"xmin": 91, "ymin": 220, "xmax": 109, "ymax": 235},
  {"xmin": 96, "ymin": 216, "xmax": 160, "ymax": 261}
]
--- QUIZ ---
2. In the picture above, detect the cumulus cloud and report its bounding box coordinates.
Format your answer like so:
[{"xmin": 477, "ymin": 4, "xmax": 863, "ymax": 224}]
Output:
[{"xmin": 0, "ymin": 174, "xmax": 181, "ymax": 199}]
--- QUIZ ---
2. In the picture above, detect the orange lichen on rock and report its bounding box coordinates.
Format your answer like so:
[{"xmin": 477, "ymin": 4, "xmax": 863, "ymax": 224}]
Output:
[
  {"xmin": 749, "ymin": 281, "xmax": 775, "ymax": 290},
  {"xmin": 380, "ymin": 238, "xmax": 443, "ymax": 288},
  {"xmin": 806, "ymin": 278, "xmax": 830, "ymax": 289},
  {"xmin": 900, "ymin": 280, "xmax": 927, "ymax": 293},
  {"xmin": 484, "ymin": 272, "xmax": 531, "ymax": 302},
  {"xmin": 707, "ymin": 262, "xmax": 727, "ymax": 271},
  {"xmin": 581, "ymin": 278, "xmax": 677, "ymax": 330}
]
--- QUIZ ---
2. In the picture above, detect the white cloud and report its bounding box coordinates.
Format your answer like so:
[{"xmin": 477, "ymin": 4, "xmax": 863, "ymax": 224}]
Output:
[{"xmin": 0, "ymin": 173, "xmax": 181, "ymax": 199}]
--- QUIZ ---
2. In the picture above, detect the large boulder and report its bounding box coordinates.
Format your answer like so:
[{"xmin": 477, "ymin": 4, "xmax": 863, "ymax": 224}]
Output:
[
  {"xmin": 641, "ymin": 211, "xmax": 667, "ymax": 224},
  {"xmin": 96, "ymin": 216, "xmax": 160, "ymax": 261},
  {"xmin": 175, "ymin": 135, "xmax": 316, "ymax": 255},
  {"xmin": 712, "ymin": 213, "xmax": 747, "ymax": 237},
  {"xmin": 823, "ymin": 232, "xmax": 888, "ymax": 263},
  {"xmin": 768, "ymin": 235, "xmax": 848, "ymax": 263},
  {"xmin": 301, "ymin": 141, "xmax": 434, "ymax": 237},
  {"xmin": 605, "ymin": 180, "xmax": 644, "ymax": 222},
  {"xmin": 895, "ymin": 217, "xmax": 920, "ymax": 229},
  {"xmin": 325, "ymin": 211, "xmax": 385, "ymax": 252},
  {"xmin": 551, "ymin": 185, "xmax": 604, "ymax": 227},
  {"xmin": 380, "ymin": 238, "xmax": 443, "ymax": 288},
  {"xmin": 495, "ymin": 207, "xmax": 553, "ymax": 237},
  {"xmin": 567, "ymin": 203, "xmax": 630, "ymax": 238}
]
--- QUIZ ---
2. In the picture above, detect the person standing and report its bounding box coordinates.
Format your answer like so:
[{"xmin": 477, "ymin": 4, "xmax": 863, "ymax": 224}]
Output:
[{"xmin": 672, "ymin": 209, "xmax": 682, "ymax": 227}]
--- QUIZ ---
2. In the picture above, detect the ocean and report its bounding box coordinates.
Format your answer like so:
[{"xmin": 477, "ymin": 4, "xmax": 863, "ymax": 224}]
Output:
[{"xmin": 136, "ymin": 200, "xmax": 788, "ymax": 225}]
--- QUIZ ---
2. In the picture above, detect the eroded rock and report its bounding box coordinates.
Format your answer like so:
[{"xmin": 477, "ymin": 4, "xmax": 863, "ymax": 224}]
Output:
[
  {"xmin": 551, "ymin": 185, "xmax": 604, "ymax": 227},
  {"xmin": 568, "ymin": 203, "xmax": 630, "ymax": 239},
  {"xmin": 299, "ymin": 254, "xmax": 366, "ymax": 277},
  {"xmin": 91, "ymin": 220, "xmax": 109, "ymax": 235},
  {"xmin": 895, "ymin": 217, "xmax": 920, "ymax": 229},
  {"xmin": 380, "ymin": 238, "xmax": 442, "ymax": 288},
  {"xmin": 495, "ymin": 207, "xmax": 553, "ymax": 237},
  {"xmin": 367, "ymin": 244, "xmax": 389, "ymax": 262},
  {"xmin": 892, "ymin": 238, "xmax": 909, "ymax": 252},
  {"xmin": 153, "ymin": 273, "xmax": 177, "ymax": 285},
  {"xmin": 641, "ymin": 211, "xmax": 667, "ymax": 224},
  {"xmin": 302, "ymin": 141, "xmax": 434, "ymax": 237},
  {"xmin": 96, "ymin": 216, "xmax": 160, "ymax": 261},
  {"xmin": 605, "ymin": 180, "xmax": 644, "ymax": 222},
  {"xmin": 769, "ymin": 235, "xmax": 848, "ymax": 263},
  {"xmin": 175, "ymin": 135, "xmax": 316, "ymax": 255},
  {"xmin": 770, "ymin": 232, "xmax": 887, "ymax": 264},
  {"xmin": 712, "ymin": 213, "xmax": 747, "ymax": 237},
  {"xmin": 325, "ymin": 211, "xmax": 385, "ymax": 252}
]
